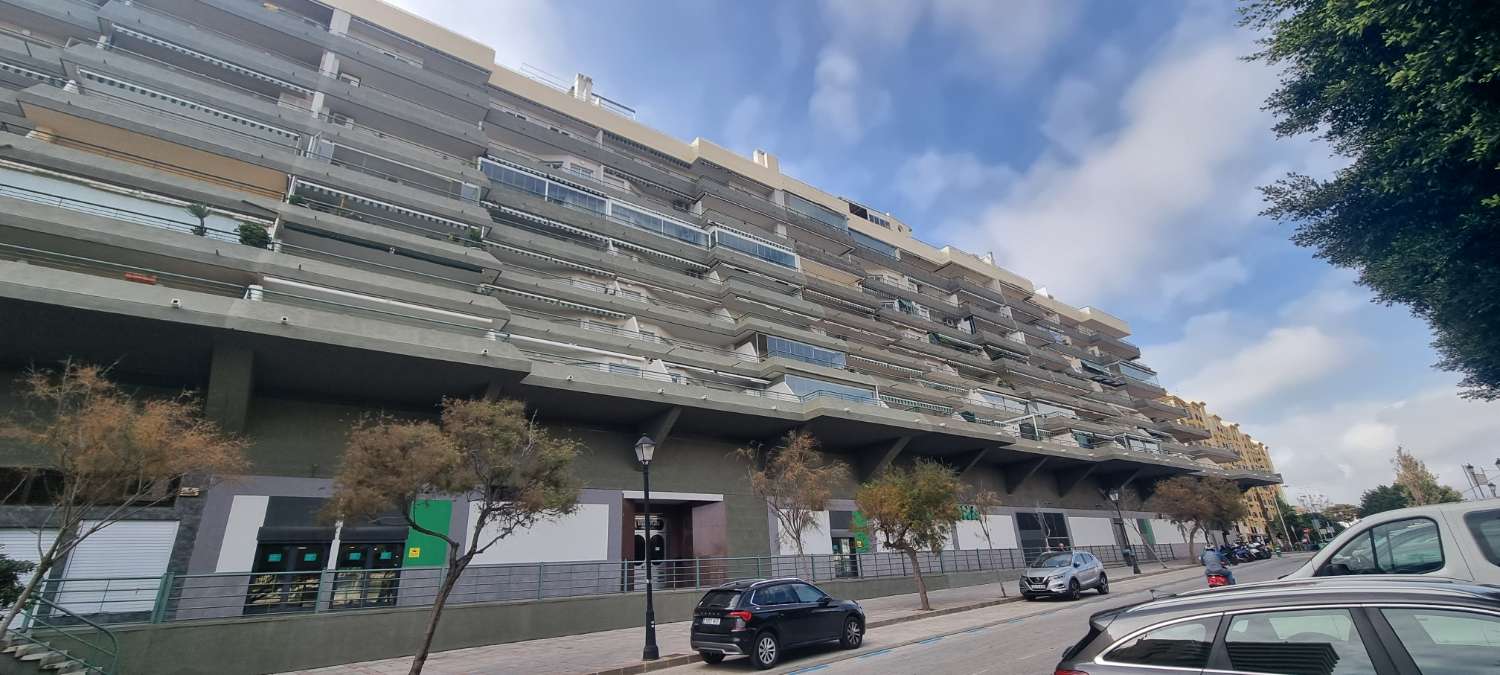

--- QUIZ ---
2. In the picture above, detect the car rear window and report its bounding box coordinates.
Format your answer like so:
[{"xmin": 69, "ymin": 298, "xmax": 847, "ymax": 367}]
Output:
[
  {"xmin": 1463, "ymin": 509, "xmax": 1500, "ymax": 567},
  {"xmin": 698, "ymin": 590, "xmax": 740, "ymax": 609}
]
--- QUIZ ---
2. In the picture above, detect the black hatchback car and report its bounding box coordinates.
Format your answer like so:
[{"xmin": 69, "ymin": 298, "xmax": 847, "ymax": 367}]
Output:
[
  {"xmin": 1055, "ymin": 576, "xmax": 1500, "ymax": 675},
  {"xmin": 690, "ymin": 578, "xmax": 866, "ymax": 669}
]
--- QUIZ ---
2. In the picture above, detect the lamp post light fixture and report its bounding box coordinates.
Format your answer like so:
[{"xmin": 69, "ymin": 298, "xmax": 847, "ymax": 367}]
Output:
[
  {"xmin": 634, "ymin": 435, "xmax": 659, "ymax": 662},
  {"xmin": 1106, "ymin": 488, "xmax": 1141, "ymax": 575}
]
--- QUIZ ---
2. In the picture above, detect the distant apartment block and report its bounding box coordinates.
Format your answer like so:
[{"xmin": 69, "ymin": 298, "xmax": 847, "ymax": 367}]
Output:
[{"xmin": 1164, "ymin": 395, "xmax": 1285, "ymax": 540}]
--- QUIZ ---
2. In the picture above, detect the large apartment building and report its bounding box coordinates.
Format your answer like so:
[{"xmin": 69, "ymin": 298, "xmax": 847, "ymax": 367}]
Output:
[
  {"xmin": 0, "ymin": 0, "xmax": 1279, "ymax": 616},
  {"xmin": 1164, "ymin": 395, "xmax": 1287, "ymax": 541}
]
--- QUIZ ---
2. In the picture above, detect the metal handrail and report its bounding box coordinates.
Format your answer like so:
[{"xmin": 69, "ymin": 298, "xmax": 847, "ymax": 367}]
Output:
[
  {"xmin": 0, "ymin": 183, "xmax": 266, "ymax": 246},
  {"xmin": 11, "ymin": 594, "xmax": 118, "ymax": 674},
  {"xmin": 40, "ymin": 543, "xmax": 1178, "ymax": 627}
]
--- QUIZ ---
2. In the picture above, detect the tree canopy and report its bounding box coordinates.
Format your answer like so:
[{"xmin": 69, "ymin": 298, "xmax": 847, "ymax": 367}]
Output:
[
  {"xmin": 1244, "ymin": 0, "xmax": 1500, "ymax": 400},
  {"xmin": 0, "ymin": 363, "xmax": 246, "ymax": 632},
  {"xmin": 855, "ymin": 459, "xmax": 962, "ymax": 610},
  {"xmin": 326, "ymin": 398, "xmax": 579, "ymax": 675},
  {"xmin": 1358, "ymin": 483, "xmax": 1411, "ymax": 517},
  {"xmin": 739, "ymin": 431, "xmax": 848, "ymax": 556},
  {"xmin": 1146, "ymin": 476, "xmax": 1247, "ymax": 545},
  {"xmin": 1392, "ymin": 446, "xmax": 1464, "ymax": 506}
]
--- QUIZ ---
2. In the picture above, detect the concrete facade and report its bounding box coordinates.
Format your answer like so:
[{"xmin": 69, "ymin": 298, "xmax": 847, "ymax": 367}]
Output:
[{"xmin": 0, "ymin": 0, "xmax": 1279, "ymax": 658}]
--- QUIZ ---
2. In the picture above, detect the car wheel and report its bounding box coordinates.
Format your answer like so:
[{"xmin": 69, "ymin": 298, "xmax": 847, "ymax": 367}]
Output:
[
  {"xmin": 1067, "ymin": 579, "xmax": 1081, "ymax": 600},
  {"xmin": 753, "ymin": 631, "xmax": 780, "ymax": 670},
  {"xmin": 840, "ymin": 616, "xmax": 864, "ymax": 649},
  {"xmin": 1096, "ymin": 574, "xmax": 1109, "ymax": 595},
  {"xmin": 699, "ymin": 651, "xmax": 724, "ymax": 664}
]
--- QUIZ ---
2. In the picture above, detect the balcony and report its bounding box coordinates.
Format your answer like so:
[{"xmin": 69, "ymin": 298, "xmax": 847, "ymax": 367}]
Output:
[
  {"xmin": 1039, "ymin": 414, "xmax": 1121, "ymax": 437},
  {"xmin": 1179, "ymin": 443, "xmax": 1240, "ymax": 464},
  {"xmin": 878, "ymin": 392, "xmax": 954, "ymax": 418},
  {"xmin": 1156, "ymin": 420, "xmax": 1213, "ymax": 443},
  {"xmin": 0, "ymin": 162, "xmax": 273, "ymax": 247},
  {"xmin": 1134, "ymin": 397, "xmax": 1190, "ymax": 422},
  {"xmin": 1089, "ymin": 330, "xmax": 1142, "ymax": 360}
]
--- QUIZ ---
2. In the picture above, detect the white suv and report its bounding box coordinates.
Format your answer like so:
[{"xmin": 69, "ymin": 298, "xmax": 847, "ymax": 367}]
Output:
[
  {"xmin": 1020, "ymin": 550, "xmax": 1108, "ymax": 600},
  {"xmin": 1284, "ymin": 501, "xmax": 1500, "ymax": 583}
]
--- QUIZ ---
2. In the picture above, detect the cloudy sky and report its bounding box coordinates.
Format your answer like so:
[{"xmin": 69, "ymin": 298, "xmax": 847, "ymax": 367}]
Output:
[{"xmin": 392, "ymin": 0, "xmax": 1500, "ymax": 504}]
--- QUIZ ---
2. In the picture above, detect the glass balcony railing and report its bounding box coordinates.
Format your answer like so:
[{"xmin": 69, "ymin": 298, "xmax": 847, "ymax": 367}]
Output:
[{"xmin": 0, "ymin": 167, "xmax": 273, "ymax": 247}]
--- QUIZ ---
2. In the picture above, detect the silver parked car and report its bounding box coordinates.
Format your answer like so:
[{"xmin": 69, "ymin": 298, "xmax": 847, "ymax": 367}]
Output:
[
  {"xmin": 1284, "ymin": 501, "xmax": 1500, "ymax": 584},
  {"xmin": 1020, "ymin": 550, "xmax": 1108, "ymax": 600}
]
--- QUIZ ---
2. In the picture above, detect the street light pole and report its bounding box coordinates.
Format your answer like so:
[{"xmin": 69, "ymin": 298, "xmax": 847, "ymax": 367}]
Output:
[{"xmin": 635, "ymin": 435, "xmax": 659, "ymax": 662}]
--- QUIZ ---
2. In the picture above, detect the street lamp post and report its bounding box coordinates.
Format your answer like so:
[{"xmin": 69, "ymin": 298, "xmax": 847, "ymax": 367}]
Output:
[
  {"xmin": 635, "ymin": 435, "xmax": 659, "ymax": 662},
  {"xmin": 1106, "ymin": 489, "xmax": 1141, "ymax": 575}
]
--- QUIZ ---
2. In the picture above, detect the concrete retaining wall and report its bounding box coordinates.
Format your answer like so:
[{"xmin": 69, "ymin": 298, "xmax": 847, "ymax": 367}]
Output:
[{"xmin": 103, "ymin": 567, "xmax": 1026, "ymax": 675}]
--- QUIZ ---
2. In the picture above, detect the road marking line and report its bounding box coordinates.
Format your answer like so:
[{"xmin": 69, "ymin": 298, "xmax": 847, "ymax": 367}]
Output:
[
  {"xmin": 787, "ymin": 665, "xmax": 829, "ymax": 674},
  {"xmin": 917, "ymin": 636, "xmax": 944, "ymax": 644},
  {"xmin": 857, "ymin": 648, "xmax": 894, "ymax": 659}
]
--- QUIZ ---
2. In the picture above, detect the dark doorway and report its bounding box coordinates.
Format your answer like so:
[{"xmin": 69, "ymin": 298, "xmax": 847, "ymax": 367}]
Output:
[
  {"xmin": 1016, "ymin": 512, "xmax": 1071, "ymax": 562},
  {"xmin": 331, "ymin": 542, "xmax": 404, "ymax": 609}
]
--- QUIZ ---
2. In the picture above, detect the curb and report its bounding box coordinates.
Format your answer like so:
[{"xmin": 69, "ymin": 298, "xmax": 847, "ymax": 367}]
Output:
[{"xmin": 582, "ymin": 562, "xmax": 1200, "ymax": 675}]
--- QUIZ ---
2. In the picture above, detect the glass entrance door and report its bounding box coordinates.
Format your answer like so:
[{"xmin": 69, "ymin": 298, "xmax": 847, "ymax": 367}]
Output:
[
  {"xmin": 244, "ymin": 542, "xmax": 329, "ymax": 615},
  {"xmin": 331, "ymin": 542, "xmax": 404, "ymax": 609},
  {"xmin": 832, "ymin": 537, "xmax": 860, "ymax": 578}
]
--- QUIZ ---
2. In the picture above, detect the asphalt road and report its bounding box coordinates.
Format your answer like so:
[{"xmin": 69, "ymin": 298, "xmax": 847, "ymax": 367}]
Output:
[{"xmin": 660, "ymin": 554, "xmax": 1311, "ymax": 675}]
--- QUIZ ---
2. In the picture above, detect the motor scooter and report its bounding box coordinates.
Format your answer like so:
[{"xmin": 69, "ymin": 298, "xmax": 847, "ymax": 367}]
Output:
[{"xmin": 1207, "ymin": 573, "xmax": 1232, "ymax": 588}]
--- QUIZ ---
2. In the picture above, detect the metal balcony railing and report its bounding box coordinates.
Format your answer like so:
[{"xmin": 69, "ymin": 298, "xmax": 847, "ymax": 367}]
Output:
[{"xmin": 0, "ymin": 183, "xmax": 271, "ymax": 247}]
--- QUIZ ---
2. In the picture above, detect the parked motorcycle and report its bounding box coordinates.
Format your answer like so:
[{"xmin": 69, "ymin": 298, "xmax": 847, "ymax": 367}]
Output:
[{"xmin": 1207, "ymin": 573, "xmax": 1232, "ymax": 588}]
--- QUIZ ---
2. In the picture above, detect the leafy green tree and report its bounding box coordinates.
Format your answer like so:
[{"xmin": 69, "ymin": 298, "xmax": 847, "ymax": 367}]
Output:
[
  {"xmin": 237, "ymin": 222, "xmax": 272, "ymax": 248},
  {"xmin": 1243, "ymin": 0, "xmax": 1500, "ymax": 400},
  {"xmin": 855, "ymin": 459, "xmax": 962, "ymax": 611},
  {"xmin": 0, "ymin": 549, "xmax": 34, "ymax": 607},
  {"xmin": 1358, "ymin": 484, "xmax": 1410, "ymax": 517}
]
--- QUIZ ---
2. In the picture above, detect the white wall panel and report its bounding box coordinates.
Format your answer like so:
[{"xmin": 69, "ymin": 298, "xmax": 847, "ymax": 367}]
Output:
[
  {"xmin": 469, "ymin": 502, "xmax": 610, "ymax": 564},
  {"xmin": 59, "ymin": 520, "xmax": 180, "ymax": 613},
  {"xmin": 1067, "ymin": 516, "xmax": 1118, "ymax": 546},
  {"xmin": 954, "ymin": 515, "xmax": 1017, "ymax": 550},
  {"xmin": 776, "ymin": 510, "xmax": 833, "ymax": 555},
  {"xmin": 215, "ymin": 494, "xmax": 269, "ymax": 572}
]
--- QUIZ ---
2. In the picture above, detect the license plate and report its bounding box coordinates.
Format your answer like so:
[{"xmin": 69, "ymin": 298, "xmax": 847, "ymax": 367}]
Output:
[{"xmin": 701, "ymin": 617, "xmax": 720, "ymax": 626}]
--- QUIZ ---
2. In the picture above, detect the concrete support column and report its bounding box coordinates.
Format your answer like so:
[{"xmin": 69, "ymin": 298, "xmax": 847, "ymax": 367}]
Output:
[
  {"xmin": 205, "ymin": 344, "xmax": 254, "ymax": 434},
  {"xmin": 318, "ymin": 51, "xmax": 341, "ymax": 79},
  {"xmin": 328, "ymin": 9, "xmax": 352, "ymax": 36}
]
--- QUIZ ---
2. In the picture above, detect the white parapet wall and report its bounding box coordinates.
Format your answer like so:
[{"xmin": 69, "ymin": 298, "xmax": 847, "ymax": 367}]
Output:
[
  {"xmin": 953, "ymin": 514, "xmax": 1018, "ymax": 550},
  {"xmin": 468, "ymin": 502, "xmax": 611, "ymax": 564},
  {"xmin": 1067, "ymin": 516, "xmax": 1118, "ymax": 546}
]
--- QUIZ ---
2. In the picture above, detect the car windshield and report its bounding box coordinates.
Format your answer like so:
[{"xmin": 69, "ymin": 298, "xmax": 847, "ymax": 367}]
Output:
[{"xmin": 1033, "ymin": 552, "xmax": 1073, "ymax": 568}]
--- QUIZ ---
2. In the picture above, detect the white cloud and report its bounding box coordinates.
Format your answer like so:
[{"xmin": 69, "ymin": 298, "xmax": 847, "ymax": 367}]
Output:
[
  {"xmin": 895, "ymin": 149, "xmax": 1016, "ymax": 210},
  {"xmin": 1172, "ymin": 325, "xmax": 1355, "ymax": 416},
  {"xmin": 927, "ymin": 7, "xmax": 1309, "ymax": 307},
  {"xmin": 387, "ymin": 0, "xmax": 565, "ymax": 74},
  {"xmin": 929, "ymin": 0, "xmax": 1082, "ymax": 79},
  {"xmin": 724, "ymin": 95, "xmax": 771, "ymax": 156},
  {"xmin": 1258, "ymin": 385, "xmax": 1500, "ymax": 503},
  {"xmin": 820, "ymin": 0, "xmax": 924, "ymax": 48},
  {"xmin": 809, "ymin": 48, "xmax": 890, "ymax": 143},
  {"xmin": 1158, "ymin": 256, "xmax": 1250, "ymax": 306}
]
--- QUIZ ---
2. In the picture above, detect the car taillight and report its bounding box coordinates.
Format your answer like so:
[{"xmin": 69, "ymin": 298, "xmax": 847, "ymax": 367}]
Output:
[
  {"xmin": 727, "ymin": 610, "xmax": 752, "ymax": 630},
  {"xmin": 1054, "ymin": 670, "xmax": 1089, "ymax": 675}
]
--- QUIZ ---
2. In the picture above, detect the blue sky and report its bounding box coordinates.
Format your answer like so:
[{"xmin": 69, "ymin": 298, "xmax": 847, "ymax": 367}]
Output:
[{"xmin": 395, "ymin": 0, "xmax": 1500, "ymax": 504}]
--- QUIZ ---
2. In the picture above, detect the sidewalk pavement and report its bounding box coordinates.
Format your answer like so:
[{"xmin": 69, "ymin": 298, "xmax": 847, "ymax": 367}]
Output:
[{"xmin": 283, "ymin": 560, "xmax": 1200, "ymax": 675}]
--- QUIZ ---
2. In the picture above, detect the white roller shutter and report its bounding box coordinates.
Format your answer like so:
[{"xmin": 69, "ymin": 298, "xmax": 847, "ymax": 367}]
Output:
[
  {"xmin": 0, "ymin": 529, "xmax": 58, "ymax": 597},
  {"xmin": 58, "ymin": 521, "xmax": 179, "ymax": 614}
]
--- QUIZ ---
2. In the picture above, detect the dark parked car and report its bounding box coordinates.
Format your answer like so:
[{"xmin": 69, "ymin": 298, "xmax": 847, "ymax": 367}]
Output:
[
  {"xmin": 690, "ymin": 578, "xmax": 865, "ymax": 669},
  {"xmin": 1055, "ymin": 576, "xmax": 1500, "ymax": 674}
]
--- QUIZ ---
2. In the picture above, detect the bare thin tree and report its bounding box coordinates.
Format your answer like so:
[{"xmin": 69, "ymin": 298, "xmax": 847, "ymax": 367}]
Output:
[
  {"xmin": 325, "ymin": 398, "xmax": 580, "ymax": 675},
  {"xmin": 738, "ymin": 431, "xmax": 848, "ymax": 557},
  {"xmin": 0, "ymin": 363, "xmax": 247, "ymax": 633}
]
